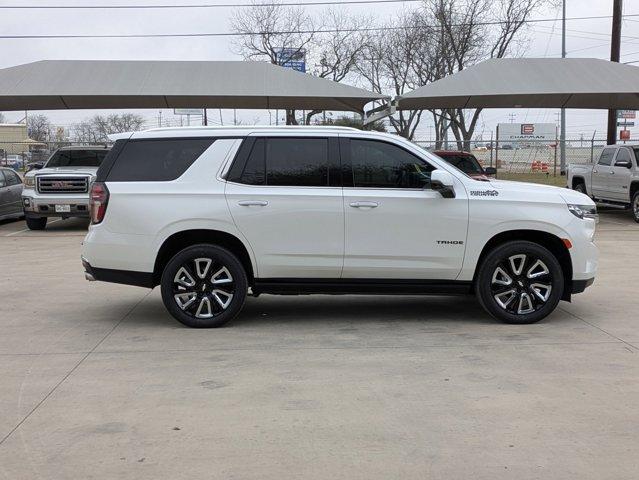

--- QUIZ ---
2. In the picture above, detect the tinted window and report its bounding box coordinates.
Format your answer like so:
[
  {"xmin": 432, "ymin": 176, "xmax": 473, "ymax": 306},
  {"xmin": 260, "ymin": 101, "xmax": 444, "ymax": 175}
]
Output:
[
  {"xmin": 438, "ymin": 153, "xmax": 482, "ymax": 174},
  {"xmin": 4, "ymin": 170, "xmax": 21, "ymax": 186},
  {"xmin": 267, "ymin": 138, "xmax": 328, "ymax": 186},
  {"xmin": 0, "ymin": 171, "xmax": 6, "ymax": 188},
  {"xmin": 239, "ymin": 139, "xmax": 266, "ymax": 185},
  {"xmin": 46, "ymin": 149, "xmax": 108, "ymax": 168},
  {"xmin": 614, "ymin": 148, "xmax": 631, "ymax": 165},
  {"xmin": 106, "ymin": 138, "xmax": 215, "ymax": 182},
  {"xmin": 598, "ymin": 148, "xmax": 615, "ymax": 166},
  {"xmin": 350, "ymin": 139, "xmax": 434, "ymax": 188},
  {"xmin": 237, "ymin": 138, "xmax": 329, "ymax": 187}
]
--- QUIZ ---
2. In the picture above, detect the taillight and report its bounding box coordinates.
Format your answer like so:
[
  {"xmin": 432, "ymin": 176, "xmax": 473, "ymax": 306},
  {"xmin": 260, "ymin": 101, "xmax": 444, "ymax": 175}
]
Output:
[{"xmin": 90, "ymin": 181, "xmax": 109, "ymax": 224}]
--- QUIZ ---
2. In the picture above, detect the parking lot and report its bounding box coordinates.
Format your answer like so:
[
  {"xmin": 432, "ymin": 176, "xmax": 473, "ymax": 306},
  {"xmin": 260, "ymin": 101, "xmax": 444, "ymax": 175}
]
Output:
[{"xmin": 0, "ymin": 210, "xmax": 637, "ymax": 479}]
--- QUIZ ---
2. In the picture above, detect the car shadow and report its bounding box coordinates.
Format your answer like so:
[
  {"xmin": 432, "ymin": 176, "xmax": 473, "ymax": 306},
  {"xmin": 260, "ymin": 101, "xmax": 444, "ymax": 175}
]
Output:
[{"xmin": 119, "ymin": 292, "xmax": 504, "ymax": 329}]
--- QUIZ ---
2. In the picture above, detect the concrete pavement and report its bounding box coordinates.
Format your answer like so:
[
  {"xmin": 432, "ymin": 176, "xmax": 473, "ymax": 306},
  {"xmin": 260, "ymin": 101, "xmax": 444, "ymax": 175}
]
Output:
[{"xmin": 0, "ymin": 212, "xmax": 637, "ymax": 479}]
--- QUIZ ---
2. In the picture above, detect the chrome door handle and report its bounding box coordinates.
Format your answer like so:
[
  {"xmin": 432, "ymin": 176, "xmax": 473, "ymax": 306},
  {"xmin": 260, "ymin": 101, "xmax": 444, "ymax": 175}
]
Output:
[
  {"xmin": 609, "ymin": 171, "xmax": 615, "ymax": 174},
  {"xmin": 593, "ymin": 170, "xmax": 598, "ymax": 173},
  {"xmin": 349, "ymin": 201, "xmax": 379, "ymax": 208},
  {"xmin": 238, "ymin": 200, "xmax": 268, "ymax": 206}
]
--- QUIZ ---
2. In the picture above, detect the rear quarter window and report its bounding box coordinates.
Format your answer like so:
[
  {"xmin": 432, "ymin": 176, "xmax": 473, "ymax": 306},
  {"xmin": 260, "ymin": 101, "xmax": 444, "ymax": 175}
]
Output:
[{"xmin": 105, "ymin": 138, "xmax": 215, "ymax": 182}]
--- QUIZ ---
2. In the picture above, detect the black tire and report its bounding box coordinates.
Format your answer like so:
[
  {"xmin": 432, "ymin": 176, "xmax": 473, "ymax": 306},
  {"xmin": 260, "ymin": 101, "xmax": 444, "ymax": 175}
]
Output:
[
  {"xmin": 632, "ymin": 191, "xmax": 639, "ymax": 223},
  {"xmin": 25, "ymin": 216, "xmax": 47, "ymax": 230},
  {"xmin": 574, "ymin": 183, "xmax": 587, "ymax": 196},
  {"xmin": 475, "ymin": 241, "xmax": 564, "ymax": 324},
  {"xmin": 160, "ymin": 244, "xmax": 247, "ymax": 328}
]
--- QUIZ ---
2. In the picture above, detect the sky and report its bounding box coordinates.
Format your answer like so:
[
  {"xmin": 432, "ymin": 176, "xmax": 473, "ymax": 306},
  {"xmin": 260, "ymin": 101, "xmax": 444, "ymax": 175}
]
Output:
[{"xmin": 1, "ymin": 0, "xmax": 638, "ymax": 142}]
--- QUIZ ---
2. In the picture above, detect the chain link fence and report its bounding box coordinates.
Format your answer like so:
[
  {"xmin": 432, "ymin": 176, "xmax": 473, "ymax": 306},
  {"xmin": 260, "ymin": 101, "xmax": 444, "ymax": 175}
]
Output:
[
  {"xmin": 0, "ymin": 141, "xmax": 111, "ymax": 171},
  {"xmin": 415, "ymin": 138, "xmax": 608, "ymax": 176}
]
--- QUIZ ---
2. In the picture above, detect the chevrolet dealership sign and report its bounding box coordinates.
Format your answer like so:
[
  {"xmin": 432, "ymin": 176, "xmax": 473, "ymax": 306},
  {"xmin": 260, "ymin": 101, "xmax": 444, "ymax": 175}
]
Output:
[{"xmin": 497, "ymin": 123, "xmax": 556, "ymax": 142}]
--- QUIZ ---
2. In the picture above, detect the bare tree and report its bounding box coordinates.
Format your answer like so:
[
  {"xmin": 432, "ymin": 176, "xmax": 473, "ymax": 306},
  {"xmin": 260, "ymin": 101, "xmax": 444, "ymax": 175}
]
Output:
[
  {"xmin": 231, "ymin": 0, "xmax": 317, "ymax": 124},
  {"xmin": 357, "ymin": 11, "xmax": 432, "ymax": 140},
  {"xmin": 27, "ymin": 114, "xmax": 52, "ymax": 142},
  {"xmin": 427, "ymin": 0, "xmax": 544, "ymax": 149},
  {"xmin": 304, "ymin": 10, "xmax": 371, "ymax": 125},
  {"xmin": 72, "ymin": 113, "xmax": 145, "ymax": 143}
]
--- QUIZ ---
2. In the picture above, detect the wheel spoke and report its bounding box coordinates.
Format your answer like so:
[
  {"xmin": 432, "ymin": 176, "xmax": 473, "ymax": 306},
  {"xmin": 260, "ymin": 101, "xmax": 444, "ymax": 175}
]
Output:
[
  {"xmin": 174, "ymin": 292, "xmax": 197, "ymax": 310},
  {"xmin": 494, "ymin": 288, "xmax": 517, "ymax": 309},
  {"xmin": 211, "ymin": 266, "xmax": 233, "ymax": 285},
  {"xmin": 527, "ymin": 259, "xmax": 549, "ymax": 279},
  {"xmin": 194, "ymin": 258, "xmax": 212, "ymax": 279},
  {"xmin": 195, "ymin": 296, "xmax": 214, "ymax": 318},
  {"xmin": 212, "ymin": 289, "xmax": 233, "ymax": 309},
  {"xmin": 517, "ymin": 292, "xmax": 535, "ymax": 314},
  {"xmin": 491, "ymin": 266, "xmax": 513, "ymax": 286},
  {"xmin": 508, "ymin": 254, "xmax": 527, "ymax": 276},
  {"xmin": 174, "ymin": 267, "xmax": 196, "ymax": 288},
  {"xmin": 530, "ymin": 283, "xmax": 552, "ymax": 302}
]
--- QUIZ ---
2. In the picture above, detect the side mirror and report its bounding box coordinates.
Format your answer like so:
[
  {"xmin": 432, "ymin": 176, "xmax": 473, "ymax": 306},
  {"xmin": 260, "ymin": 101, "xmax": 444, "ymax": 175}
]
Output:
[
  {"xmin": 614, "ymin": 159, "xmax": 631, "ymax": 169},
  {"xmin": 430, "ymin": 169, "xmax": 456, "ymax": 198},
  {"xmin": 484, "ymin": 167, "xmax": 497, "ymax": 175}
]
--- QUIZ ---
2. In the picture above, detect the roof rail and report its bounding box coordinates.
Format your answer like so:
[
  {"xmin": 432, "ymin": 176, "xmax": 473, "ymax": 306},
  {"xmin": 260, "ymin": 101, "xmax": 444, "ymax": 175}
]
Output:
[{"xmin": 144, "ymin": 125, "xmax": 360, "ymax": 133}]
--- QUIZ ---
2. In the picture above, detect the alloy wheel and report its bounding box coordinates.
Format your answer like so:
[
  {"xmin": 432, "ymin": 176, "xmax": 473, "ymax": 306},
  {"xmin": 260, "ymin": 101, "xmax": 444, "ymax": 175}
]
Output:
[
  {"xmin": 633, "ymin": 194, "xmax": 639, "ymax": 220},
  {"xmin": 171, "ymin": 257, "xmax": 235, "ymax": 319},
  {"xmin": 490, "ymin": 253, "xmax": 553, "ymax": 315}
]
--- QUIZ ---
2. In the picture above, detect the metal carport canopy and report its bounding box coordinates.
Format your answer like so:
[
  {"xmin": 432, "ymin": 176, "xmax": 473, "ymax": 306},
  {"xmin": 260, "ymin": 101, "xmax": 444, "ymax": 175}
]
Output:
[
  {"xmin": 0, "ymin": 60, "xmax": 387, "ymax": 112},
  {"xmin": 396, "ymin": 58, "xmax": 639, "ymax": 110}
]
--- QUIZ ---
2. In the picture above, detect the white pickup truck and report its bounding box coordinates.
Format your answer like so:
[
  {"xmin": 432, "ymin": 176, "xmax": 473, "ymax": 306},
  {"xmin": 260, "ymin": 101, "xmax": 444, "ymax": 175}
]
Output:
[{"xmin": 567, "ymin": 144, "xmax": 639, "ymax": 223}]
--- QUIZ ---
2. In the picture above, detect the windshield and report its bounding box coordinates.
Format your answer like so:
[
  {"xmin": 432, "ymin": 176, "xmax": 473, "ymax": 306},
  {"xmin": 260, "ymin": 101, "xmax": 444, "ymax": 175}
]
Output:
[
  {"xmin": 633, "ymin": 147, "xmax": 639, "ymax": 165},
  {"xmin": 438, "ymin": 153, "xmax": 483, "ymax": 175},
  {"xmin": 46, "ymin": 149, "xmax": 108, "ymax": 168}
]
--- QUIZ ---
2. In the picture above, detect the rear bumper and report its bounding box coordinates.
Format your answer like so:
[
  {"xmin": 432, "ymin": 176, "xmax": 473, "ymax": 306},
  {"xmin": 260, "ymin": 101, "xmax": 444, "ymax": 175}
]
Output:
[
  {"xmin": 82, "ymin": 257, "xmax": 154, "ymax": 288},
  {"xmin": 570, "ymin": 277, "xmax": 595, "ymax": 294}
]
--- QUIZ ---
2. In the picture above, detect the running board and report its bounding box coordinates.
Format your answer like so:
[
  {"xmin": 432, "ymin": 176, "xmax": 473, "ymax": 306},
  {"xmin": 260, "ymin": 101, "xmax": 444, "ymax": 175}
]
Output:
[{"xmin": 252, "ymin": 279, "xmax": 473, "ymax": 296}]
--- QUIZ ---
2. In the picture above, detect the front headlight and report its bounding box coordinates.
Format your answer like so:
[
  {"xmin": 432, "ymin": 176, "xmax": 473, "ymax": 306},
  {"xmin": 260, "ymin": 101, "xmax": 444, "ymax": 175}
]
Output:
[
  {"xmin": 23, "ymin": 176, "xmax": 35, "ymax": 188},
  {"xmin": 568, "ymin": 204, "xmax": 598, "ymax": 221}
]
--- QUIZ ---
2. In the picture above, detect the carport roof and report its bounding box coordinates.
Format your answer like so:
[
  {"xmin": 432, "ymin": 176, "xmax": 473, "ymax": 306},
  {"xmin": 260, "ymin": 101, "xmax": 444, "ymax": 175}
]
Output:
[
  {"xmin": 0, "ymin": 60, "xmax": 387, "ymax": 112},
  {"xmin": 396, "ymin": 58, "xmax": 639, "ymax": 110}
]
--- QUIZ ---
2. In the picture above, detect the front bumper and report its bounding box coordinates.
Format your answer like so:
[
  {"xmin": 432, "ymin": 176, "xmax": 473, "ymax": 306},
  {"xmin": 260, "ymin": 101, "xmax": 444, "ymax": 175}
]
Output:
[{"xmin": 22, "ymin": 191, "xmax": 89, "ymax": 217}]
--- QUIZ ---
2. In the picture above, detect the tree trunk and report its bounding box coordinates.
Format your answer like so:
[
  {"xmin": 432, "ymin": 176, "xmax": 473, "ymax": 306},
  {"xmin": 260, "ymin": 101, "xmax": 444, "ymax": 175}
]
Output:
[{"xmin": 286, "ymin": 109, "xmax": 298, "ymax": 125}]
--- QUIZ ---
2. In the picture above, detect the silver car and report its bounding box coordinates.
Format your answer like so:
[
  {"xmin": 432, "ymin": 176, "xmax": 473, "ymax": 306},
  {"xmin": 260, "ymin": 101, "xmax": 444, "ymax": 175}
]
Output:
[{"xmin": 0, "ymin": 168, "xmax": 24, "ymax": 221}]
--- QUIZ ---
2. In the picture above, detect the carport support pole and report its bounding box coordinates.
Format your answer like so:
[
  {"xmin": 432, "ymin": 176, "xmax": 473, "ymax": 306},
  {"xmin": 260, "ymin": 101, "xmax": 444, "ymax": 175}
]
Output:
[
  {"xmin": 560, "ymin": 0, "xmax": 566, "ymax": 175},
  {"xmin": 606, "ymin": 0, "xmax": 623, "ymax": 146}
]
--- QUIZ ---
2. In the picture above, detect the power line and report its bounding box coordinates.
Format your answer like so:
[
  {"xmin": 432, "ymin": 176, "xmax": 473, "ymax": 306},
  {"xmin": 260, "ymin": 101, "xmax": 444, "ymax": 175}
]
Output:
[
  {"xmin": 2, "ymin": 13, "xmax": 638, "ymax": 39},
  {"xmin": 1, "ymin": 0, "xmax": 421, "ymax": 8}
]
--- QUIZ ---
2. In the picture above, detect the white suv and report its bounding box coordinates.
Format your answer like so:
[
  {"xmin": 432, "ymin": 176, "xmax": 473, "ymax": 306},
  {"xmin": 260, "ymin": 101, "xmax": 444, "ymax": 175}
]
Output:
[{"xmin": 81, "ymin": 126, "xmax": 598, "ymax": 327}]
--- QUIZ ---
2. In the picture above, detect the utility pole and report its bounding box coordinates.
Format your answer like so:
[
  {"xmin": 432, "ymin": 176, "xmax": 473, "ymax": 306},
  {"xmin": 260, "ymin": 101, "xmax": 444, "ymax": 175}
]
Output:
[
  {"xmin": 607, "ymin": 0, "xmax": 623, "ymax": 146},
  {"xmin": 560, "ymin": 0, "xmax": 567, "ymax": 174},
  {"xmin": 203, "ymin": 109, "xmax": 208, "ymax": 126}
]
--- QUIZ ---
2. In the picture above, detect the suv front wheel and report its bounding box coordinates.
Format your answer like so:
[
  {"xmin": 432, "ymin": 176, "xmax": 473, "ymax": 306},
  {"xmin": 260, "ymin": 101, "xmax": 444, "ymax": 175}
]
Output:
[
  {"xmin": 160, "ymin": 244, "xmax": 248, "ymax": 328},
  {"xmin": 475, "ymin": 241, "xmax": 564, "ymax": 324}
]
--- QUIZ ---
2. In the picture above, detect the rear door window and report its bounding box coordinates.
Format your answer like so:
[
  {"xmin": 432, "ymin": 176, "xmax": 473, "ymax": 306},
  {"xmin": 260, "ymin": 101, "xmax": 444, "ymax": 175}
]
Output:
[
  {"xmin": 106, "ymin": 138, "xmax": 215, "ymax": 181},
  {"xmin": 236, "ymin": 137, "xmax": 330, "ymax": 187}
]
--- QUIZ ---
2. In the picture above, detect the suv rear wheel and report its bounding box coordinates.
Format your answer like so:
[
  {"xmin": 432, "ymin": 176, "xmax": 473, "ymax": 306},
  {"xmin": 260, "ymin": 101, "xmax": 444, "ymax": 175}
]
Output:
[
  {"xmin": 25, "ymin": 216, "xmax": 47, "ymax": 230},
  {"xmin": 475, "ymin": 241, "xmax": 564, "ymax": 324},
  {"xmin": 160, "ymin": 244, "xmax": 248, "ymax": 328}
]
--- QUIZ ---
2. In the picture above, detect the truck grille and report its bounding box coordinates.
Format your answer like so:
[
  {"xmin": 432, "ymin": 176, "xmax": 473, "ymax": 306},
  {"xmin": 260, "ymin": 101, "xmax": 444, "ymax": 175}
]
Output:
[{"xmin": 37, "ymin": 176, "xmax": 89, "ymax": 194}]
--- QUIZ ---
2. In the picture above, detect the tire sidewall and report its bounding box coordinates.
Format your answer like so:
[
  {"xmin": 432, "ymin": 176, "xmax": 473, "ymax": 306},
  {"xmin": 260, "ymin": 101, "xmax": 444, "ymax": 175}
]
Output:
[
  {"xmin": 476, "ymin": 241, "xmax": 564, "ymax": 324},
  {"xmin": 632, "ymin": 192, "xmax": 639, "ymax": 223},
  {"xmin": 160, "ymin": 244, "xmax": 247, "ymax": 328},
  {"xmin": 575, "ymin": 184, "xmax": 587, "ymax": 195}
]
